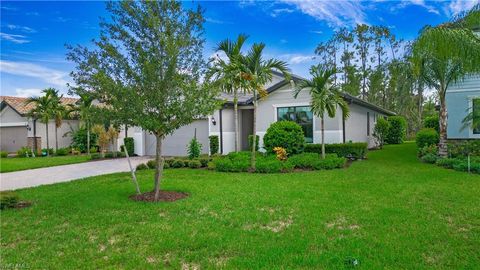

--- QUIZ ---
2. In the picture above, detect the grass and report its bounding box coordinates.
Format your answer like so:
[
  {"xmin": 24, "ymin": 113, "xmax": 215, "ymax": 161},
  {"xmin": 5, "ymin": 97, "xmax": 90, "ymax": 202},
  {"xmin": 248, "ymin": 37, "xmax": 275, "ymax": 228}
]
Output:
[
  {"xmin": 1, "ymin": 143, "xmax": 479, "ymax": 269},
  {"xmin": 0, "ymin": 155, "xmax": 91, "ymax": 173}
]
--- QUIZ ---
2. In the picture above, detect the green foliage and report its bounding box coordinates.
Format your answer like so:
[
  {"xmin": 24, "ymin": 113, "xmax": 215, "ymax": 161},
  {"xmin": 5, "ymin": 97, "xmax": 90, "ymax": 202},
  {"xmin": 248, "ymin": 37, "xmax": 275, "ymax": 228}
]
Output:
[
  {"xmin": 17, "ymin": 147, "xmax": 34, "ymax": 157},
  {"xmin": 418, "ymin": 144, "xmax": 438, "ymax": 158},
  {"xmin": 198, "ymin": 157, "xmax": 210, "ymax": 167},
  {"xmin": 187, "ymin": 138, "xmax": 202, "ymax": 160},
  {"xmin": 42, "ymin": 148, "xmax": 54, "ymax": 156},
  {"xmin": 0, "ymin": 192, "xmax": 19, "ymax": 210},
  {"xmin": 209, "ymin": 135, "xmax": 219, "ymax": 155},
  {"xmin": 136, "ymin": 163, "xmax": 149, "ymax": 171},
  {"xmin": 386, "ymin": 116, "xmax": 406, "ymax": 144},
  {"xmin": 188, "ymin": 160, "xmax": 202, "ymax": 169},
  {"xmin": 448, "ymin": 140, "xmax": 480, "ymax": 158},
  {"xmin": 171, "ymin": 160, "xmax": 185, "ymax": 168},
  {"xmin": 263, "ymin": 121, "xmax": 305, "ymax": 155},
  {"xmin": 288, "ymin": 153, "xmax": 345, "ymax": 170},
  {"xmin": 123, "ymin": 137, "xmax": 134, "ymax": 156},
  {"xmin": 423, "ymin": 115, "xmax": 439, "ymax": 133},
  {"xmin": 71, "ymin": 127, "xmax": 98, "ymax": 153},
  {"xmin": 421, "ymin": 153, "xmax": 438, "ymax": 164},
  {"xmin": 304, "ymin": 142, "xmax": 368, "ymax": 160},
  {"xmin": 435, "ymin": 157, "xmax": 480, "ymax": 174},
  {"xmin": 90, "ymin": 153, "xmax": 102, "ymax": 160},
  {"xmin": 416, "ymin": 128, "xmax": 439, "ymax": 148},
  {"xmin": 248, "ymin": 135, "xmax": 259, "ymax": 151},
  {"xmin": 55, "ymin": 148, "xmax": 69, "ymax": 156},
  {"xmin": 373, "ymin": 118, "xmax": 390, "ymax": 148},
  {"xmin": 146, "ymin": 160, "xmax": 157, "ymax": 169},
  {"xmin": 1, "ymin": 151, "xmax": 8, "ymax": 158}
]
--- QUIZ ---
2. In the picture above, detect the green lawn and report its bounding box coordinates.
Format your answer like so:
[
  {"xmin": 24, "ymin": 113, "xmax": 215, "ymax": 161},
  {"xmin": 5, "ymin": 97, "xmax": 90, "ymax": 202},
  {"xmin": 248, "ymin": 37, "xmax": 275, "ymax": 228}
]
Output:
[
  {"xmin": 0, "ymin": 155, "xmax": 91, "ymax": 173},
  {"xmin": 1, "ymin": 143, "xmax": 479, "ymax": 269}
]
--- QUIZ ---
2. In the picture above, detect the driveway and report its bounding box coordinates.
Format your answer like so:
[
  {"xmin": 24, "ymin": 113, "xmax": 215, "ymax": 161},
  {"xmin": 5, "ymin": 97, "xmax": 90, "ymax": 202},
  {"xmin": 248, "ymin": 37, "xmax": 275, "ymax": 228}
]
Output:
[{"xmin": 0, "ymin": 157, "xmax": 152, "ymax": 191}]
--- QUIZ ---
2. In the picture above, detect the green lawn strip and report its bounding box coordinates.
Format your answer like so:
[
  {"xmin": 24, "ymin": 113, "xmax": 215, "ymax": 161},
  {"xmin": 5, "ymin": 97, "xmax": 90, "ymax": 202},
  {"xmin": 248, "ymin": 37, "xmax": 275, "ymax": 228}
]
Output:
[
  {"xmin": 1, "ymin": 143, "xmax": 479, "ymax": 269},
  {"xmin": 0, "ymin": 155, "xmax": 91, "ymax": 173}
]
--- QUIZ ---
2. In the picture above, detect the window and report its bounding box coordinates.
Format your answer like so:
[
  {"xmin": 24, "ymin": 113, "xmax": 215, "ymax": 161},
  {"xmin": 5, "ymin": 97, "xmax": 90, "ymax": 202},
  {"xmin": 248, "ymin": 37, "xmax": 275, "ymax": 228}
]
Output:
[
  {"xmin": 277, "ymin": 106, "xmax": 313, "ymax": 143},
  {"xmin": 367, "ymin": 112, "xmax": 370, "ymax": 136},
  {"xmin": 474, "ymin": 98, "xmax": 480, "ymax": 134}
]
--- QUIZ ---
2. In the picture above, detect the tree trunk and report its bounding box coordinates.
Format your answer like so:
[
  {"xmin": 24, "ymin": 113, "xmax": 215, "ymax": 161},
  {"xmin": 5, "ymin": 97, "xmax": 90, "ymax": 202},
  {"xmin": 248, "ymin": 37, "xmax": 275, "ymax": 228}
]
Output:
[
  {"xmin": 321, "ymin": 116, "xmax": 325, "ymax": 159},
  {"xmin": 234, "ymin": 92, "xmax": 239, "ymax": 152},
  {"xmin": 45, "ymin": 122, "xmax": 49, "ymax": 156},
  {"xmin": 154, "ymin": 134, "xmax": 165, "ymax": 201},
  {"xmin": 55, "ymin": 125, "xmax": 58, "ymax": 152},
  {"xmin": 250, "ymin": 94, "xmax": 257, "ymax": 171},
  {"xmin": 125, "ymin": 124, "xmax": 128, "ymax": 138},
  {"xmin": 87, "ymin": 122, "xmax": 91, "ymax": 155},
  {"xmin": 124, "ymin": 146, "xmax": 141, "ymax": 194},
  {"xmin": 438, "ymin": 95, "xmax": 448, "ymax": 157}
]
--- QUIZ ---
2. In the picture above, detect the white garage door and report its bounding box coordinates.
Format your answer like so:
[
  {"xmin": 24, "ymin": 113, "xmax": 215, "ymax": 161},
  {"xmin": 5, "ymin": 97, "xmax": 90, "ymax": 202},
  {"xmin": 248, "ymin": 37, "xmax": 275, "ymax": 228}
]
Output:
[{"xmin": 0, "ymin": 126, "xmax": 28, "ymax": 152}]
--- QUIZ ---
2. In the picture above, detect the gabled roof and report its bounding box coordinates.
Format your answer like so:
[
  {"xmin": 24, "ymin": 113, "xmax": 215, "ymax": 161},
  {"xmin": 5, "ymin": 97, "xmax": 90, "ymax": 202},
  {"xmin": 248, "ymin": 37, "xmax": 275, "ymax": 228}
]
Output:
[
  {"xmin": 219, "ymin": 71, "xmax": 396, "ymax": 116},
  {"xmin": 0, "ymin": 96, "xmax": 78, "ymax": 116}
]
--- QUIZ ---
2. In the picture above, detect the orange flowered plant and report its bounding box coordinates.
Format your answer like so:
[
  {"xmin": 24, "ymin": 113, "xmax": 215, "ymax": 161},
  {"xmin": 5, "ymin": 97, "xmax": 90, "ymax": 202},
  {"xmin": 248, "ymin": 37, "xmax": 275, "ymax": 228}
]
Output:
[{"xmin": 273, "ymin": 147, "xmax": 288, "ymax": 161}]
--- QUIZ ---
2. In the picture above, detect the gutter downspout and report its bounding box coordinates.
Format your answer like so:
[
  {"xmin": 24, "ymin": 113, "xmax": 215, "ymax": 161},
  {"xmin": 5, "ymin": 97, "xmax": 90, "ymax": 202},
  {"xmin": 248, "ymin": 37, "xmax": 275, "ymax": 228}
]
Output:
[
  {"xmin": 33, "ymin": 118, "xmax": 37, "ymax": 153},
  {"xmin": 219, "ymin": 109, "xmax": 223, "ymax": 154}
]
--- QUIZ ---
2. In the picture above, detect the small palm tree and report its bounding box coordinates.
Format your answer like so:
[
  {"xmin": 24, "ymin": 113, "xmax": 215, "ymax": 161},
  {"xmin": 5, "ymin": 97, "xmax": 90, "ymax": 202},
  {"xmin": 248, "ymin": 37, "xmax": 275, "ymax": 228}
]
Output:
[
  {"xmin": 44, "ymin": 88, "xmax": 66, "ymax": 152},
  {"xmin": 294, "ymin": 65, "xmax": 350, "ymax": 159},
  {"xmin": 208, "ymin": 34, "xmax": 248, "ymax": 152},
  {"xmin": 25, "ymin": 89, "xmax": 56, "ymax": 156},
  {"xmin": 68, "ymin": 92, "xmax": 95, "ymax": 155},
  {"xmin": 241, "ymin": 43, "xmax": 290, "ymax": 170},
  {"xmin": 410, "ymin": 5, "xmax": 480, "ymax": 157}
]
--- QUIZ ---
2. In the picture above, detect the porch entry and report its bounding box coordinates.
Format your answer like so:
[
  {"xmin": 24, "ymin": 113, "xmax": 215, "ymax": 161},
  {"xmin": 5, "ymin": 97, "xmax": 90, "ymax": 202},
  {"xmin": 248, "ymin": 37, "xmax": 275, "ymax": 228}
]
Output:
[{"xmin": 240, "ymin": 109, "xmax": 254, "ymax": 151}]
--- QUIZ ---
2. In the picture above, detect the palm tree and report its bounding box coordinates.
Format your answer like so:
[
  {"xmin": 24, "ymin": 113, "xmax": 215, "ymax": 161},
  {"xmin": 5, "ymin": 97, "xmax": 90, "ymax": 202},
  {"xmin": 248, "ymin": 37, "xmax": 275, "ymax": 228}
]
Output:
[
  {"xmin": 68, "ymin": 92, "xmax": 95, "ymax": 155},
  {"xmin": 208, "ymin": 34, "xmax": 248, "ymax": 152},
  {"xmin": 25, "ymin": 89, "xmax": 56, "ymax": 156},
  {"xmin": 410, "ymin": 5, "xmax": 480, "ymax": 157},
  {"xmin": 241, "ymin": 43, "xmax": 290, "ymax": 170},
  {"xmin": 294, "ymin": 65, "xmax": 350, "ymax": 159},
  {"xmin": 44, "ymin": 88, "xmax": 66, "ymax": 152}
]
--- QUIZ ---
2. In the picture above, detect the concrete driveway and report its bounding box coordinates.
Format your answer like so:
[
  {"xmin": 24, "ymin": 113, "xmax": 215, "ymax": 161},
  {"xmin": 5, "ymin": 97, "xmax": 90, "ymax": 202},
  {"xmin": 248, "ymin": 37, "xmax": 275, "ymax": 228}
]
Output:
[{"xmin": 0, "ymin": 157, "xmax": 152, "ymax": 191}]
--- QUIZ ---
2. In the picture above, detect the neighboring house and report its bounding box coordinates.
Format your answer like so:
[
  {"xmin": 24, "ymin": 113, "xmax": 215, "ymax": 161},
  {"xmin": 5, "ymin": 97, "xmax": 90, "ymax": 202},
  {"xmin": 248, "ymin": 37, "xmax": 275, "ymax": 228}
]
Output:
[
  {"xmin": 0, "ymin": 96, "xmax": 79, "ymax": 153},
  {"xmin": 445, "ymin": 75, "xmax": 480, "ymax": 139},
  {"xmin": 121, "ymin": 72, "xmax": 395, "ymax": 156}
]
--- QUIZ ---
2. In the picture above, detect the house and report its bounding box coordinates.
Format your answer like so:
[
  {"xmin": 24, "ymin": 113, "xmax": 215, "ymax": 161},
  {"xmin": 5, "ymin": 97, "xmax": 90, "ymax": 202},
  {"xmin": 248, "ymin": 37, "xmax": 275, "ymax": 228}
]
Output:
[
  {"xmin": 0, "ymin": 96, "xmax": 79, "ymax": 153},
  {"xmin": 445, "ymin": 75, "xmax": 480, "ymax": 139},
  {"xmin": 122, "ymin": 72, "xmax": 395, "ymax": 156}
]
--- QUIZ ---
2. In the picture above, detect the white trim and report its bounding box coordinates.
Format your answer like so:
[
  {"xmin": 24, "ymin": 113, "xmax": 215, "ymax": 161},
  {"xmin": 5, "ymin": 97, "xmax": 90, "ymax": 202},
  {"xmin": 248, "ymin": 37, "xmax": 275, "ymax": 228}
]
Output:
[{"xmin": 0, "ymin": 122, "xmax": 28, "ymax": 127}]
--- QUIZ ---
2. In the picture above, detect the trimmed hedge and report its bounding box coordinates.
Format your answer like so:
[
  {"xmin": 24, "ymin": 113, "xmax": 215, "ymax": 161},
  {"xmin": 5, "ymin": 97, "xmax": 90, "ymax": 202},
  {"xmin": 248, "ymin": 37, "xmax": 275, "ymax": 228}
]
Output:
[
  {"xmin": 248, "ymin": 135, "xmax": 259, "ymax": 151},
  {"xmin": 386, "ymin": 116, "xmax": 406, "ymax": 144},
  {"xmin": 263, "ymin": 121, "xmax": 305, "ymax": 155},
  {"xmin": 209, "ymin": 135, "xmax": 219, "ymax": 155},
  {"xmin": 124, "ymin": 137, "xmax": 134, "ymax": 156},
  {"xmin": 136, "ymin": 163, "xmax": 149, "ymax": 170},
  {"xmin": 304, "ymin": 142, "xmax": 368, "ymax": 160},
  {"xmin": 1, "ymin": 151, "xmax": 8, "ymax": 158},
  {"xmin": 424, "ymin": 115, "xmax": 439, "ymax": 133},
  {"xmin": 416, "ymin": 128, "xmax": 439, "ymax": 148},
  {"xmin": 55, "ymin": 148, "xmax": 69, "ymax": 156},
  {"xmin": 289, "ymin": 153, "xmax": 345, "ymax": 170}
]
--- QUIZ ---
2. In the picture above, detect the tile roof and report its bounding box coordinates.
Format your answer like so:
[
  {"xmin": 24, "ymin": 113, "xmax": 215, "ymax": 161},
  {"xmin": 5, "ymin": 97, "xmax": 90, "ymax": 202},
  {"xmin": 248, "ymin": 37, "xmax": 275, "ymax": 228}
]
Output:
[{"xmin": 0, "ymin": 96, "xmax": 78, "ymax": 116}]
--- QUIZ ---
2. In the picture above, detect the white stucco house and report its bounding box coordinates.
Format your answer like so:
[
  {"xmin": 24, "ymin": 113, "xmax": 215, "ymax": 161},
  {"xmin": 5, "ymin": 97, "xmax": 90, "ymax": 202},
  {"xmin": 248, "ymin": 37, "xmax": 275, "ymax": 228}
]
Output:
[
  {"xmin": 119, "ymin": 71, "xmax": 395, "ymax": 156},
  {"xmin": 0, "ymin": 96, "xmax": 79, "ymax": 153}
]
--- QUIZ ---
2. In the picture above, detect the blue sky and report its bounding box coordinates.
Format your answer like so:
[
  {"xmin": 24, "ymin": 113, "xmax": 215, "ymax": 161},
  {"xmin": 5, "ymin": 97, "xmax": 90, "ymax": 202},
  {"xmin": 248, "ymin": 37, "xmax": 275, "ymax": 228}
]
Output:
[{"xmin": 0, "ymin": 0, "xmax": 477, "ymax": 97}]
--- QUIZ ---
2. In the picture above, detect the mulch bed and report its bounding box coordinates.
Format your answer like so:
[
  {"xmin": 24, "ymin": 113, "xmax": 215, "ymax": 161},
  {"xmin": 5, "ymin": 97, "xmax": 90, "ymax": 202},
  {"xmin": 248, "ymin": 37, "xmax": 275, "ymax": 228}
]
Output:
[
  {"xmin": 129, "ymin": 191, "xmax": 188, "ymax": 202},
  {"xmin": 15, "ymin": 201, "xmax": 32, "ymax": 209}
]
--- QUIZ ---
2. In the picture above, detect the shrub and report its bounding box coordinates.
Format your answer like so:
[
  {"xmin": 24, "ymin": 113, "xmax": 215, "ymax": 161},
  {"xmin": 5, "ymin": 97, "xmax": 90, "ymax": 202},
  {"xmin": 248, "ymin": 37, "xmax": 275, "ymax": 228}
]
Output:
[
  {"xmin": 198, "ymin": 157, "xmax": 210, "ymax": 167},
  {"xmin": 418, "ymin": 144, "xmax": 438, "ymax": 157},
  {"xmin": 263, "ymin": 121, "xmax": 305, "ymax": 155},
  {"xmin": 187, "ymin": 138, "xmax": 202, "ymax": 159},
  {"xmin": 435, "ymin": 158, "xmax": 458, "ymax": 169},
  {"xmin": 164, "ymin": 158, "xmax": 175, "ymax": 167},
  {"xmin": 90, "ymin": 153, "xmax": 102, "ymax": 160},
  {"xmin": 0, "ymin": 192, "xmax": 19, "ymax": 210},
  {"xmin": 421, "ymin": 153, "xmax": 438, "ymax": 164},
  {"xmin": 163, "ymin": 162, "xmax": 170, "ymax": 169},
  {"xmin": 273, "ymin": 147, "xmax": 287, "ymax": 161},
  {"xmin": 386, "ymin": 116, "xmax": 406, "ymax": 144},
  {"xmin": 448, "ymin": 140, "xmax": 480, "ymax": 158},
  {"xmin": 188, "ymin": 160, "xmax": 202, "ymax": 169},
  {"xmin": 1, "ymin": 151, "xmax": 8, "ymax": 158},
  {"xmin": 104, "ymin": 152, "xmax": 114, "ymax": 158},
  {"xmin": 373, "ymin": 118, "xmax": 390, "ymax": 148},
  {"xmin": 416, "ymin": 128, "xmax": 439, "ymax": 149},
  {"xmin": 55, "ymin": 148, "xmax": 69, "ymax": 156},
  {"xmin": 304, "ymin": 143, "xmax": 368, "ymax": 159},
  {"xmin": 89, "ymin": 146, "xmax": 98, "ymax": 153},
  {"xmin": 288, "ymin": 153, "xmax": 345, "ymax": 170},
  {"xmin": 255, "ymin": 156, "xmax": 284, "ymax": 173},
  {"xmin": 136, "ymin": 163, "xmax": 149, "ymax": 170},
  {"xmin": 171, "ymin": 159, "xmax": 185, "ymax": 168},
  {"xmin": 209, "ymin": 135, "xmax": 219, "ymax": 155},
  {"xmin": 424, "ymin": 115, "xmax": 439, "ymax": 133},
  {"xmin": 124, "ymin": 137, "xmax": 134, "ymax": 156},
  {"xmin": 17, "ymin": 146, "xmax": 33, "ymax": 157},
  {"xmin": 213, "ymin": 155, "xmax": 250, "ymax": 172},
  {"xmin": 71, "ymin": 127, "xmax": 98, "ymax": 153},
  {"xmin": 42, "ymin": 148, "xmax": 54, "ymax": 156},
  {"xmin": 248, "ymin": 135, "xmax": 259, "ymax": 151},
  {"xmin": 146, "ymin": 160, "xmax": 157, "ymax": 169}
]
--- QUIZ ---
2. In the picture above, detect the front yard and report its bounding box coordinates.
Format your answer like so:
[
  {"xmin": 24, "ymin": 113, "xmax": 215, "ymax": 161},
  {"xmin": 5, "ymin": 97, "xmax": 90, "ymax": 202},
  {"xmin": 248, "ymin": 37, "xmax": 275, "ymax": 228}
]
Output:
[
  {"xmin": 1, "ymin": 143, "xmax": 479, "ymax": 269},
  {"xmin": 0, "ymin": 155, "xmax": 91, "ymax": 173}
]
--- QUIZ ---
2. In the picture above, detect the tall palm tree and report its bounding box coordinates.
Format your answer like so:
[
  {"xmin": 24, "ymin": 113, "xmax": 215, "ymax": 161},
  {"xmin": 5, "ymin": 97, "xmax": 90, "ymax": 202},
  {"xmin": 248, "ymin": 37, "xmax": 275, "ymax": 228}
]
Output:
[
  {"xmin": 68, "ymin": 92, "xmax": 95, "ymax": 155},
  {"xmin": 25, "ymin": 89, "xmax": 56, "ymax": 156},
  {"xmin": 44, "ymin": 88, "xmax": 66, "ymax": 152},
  {"xmin": 208, "ymin": 34, "xmax": 248, "ymax": 152},
  {"xmin": 411, "ymin": 5, "xmax": 480, "ymax": 157},
  {"xmin": 294, "ymin": 65, "xmax": 350, "ymax": 159},
  {"xmin": 241, "ymin": 43, "xmax": 290, "ymax": 170}
]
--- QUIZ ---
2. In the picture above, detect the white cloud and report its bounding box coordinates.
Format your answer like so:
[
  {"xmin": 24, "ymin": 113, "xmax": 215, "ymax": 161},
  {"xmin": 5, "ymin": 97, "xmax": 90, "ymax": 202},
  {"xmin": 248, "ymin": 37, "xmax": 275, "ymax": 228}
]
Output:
[
  {"xmin": 310, "ymin": 30, "xmax": 323, "ymax": 34},
  {"xmin": 279, "ymin": 54, "xmax": 316, "ymax": 65},
  {"xmin": 26, "ymin": 11, "xmax": 40, "ymax": 16},
  {"xmin": 447, "ymin": 0, "xmax": 477, "ymax": 16},
  {"xmin": 0, "ymin": 32, "xmax": 30, "ymax": 44},
  {"xmin": 205, "ymin": 17, "xmax": 231, "ymax": 24},
  {"xmin": 391, "ymin": 0, "xmax": 440, "ymax": 15},
  {"xmin": 14, "ymin": 88, "xmax": 43, "ymax": 98},
  {"xmin": 271, "ymin": 8, "xmax": 294, "ymax": 17},
  {"xmin": 0, "ymin": 60, "xmax": 69, "ymax": 87},
  {"xmin": 279, "ymin": 0, "xmax": 366, "ymax": 27},
  {"xmin": 7, "ymin": 24, "xmax": 36, "ymax": 33}
]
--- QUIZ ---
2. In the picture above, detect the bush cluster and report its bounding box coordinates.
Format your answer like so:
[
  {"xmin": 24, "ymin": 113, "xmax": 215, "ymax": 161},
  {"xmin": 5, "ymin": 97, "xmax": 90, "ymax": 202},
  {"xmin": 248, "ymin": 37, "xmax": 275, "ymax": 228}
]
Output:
[
  {"xmin": 71, "ymin": 127, "xmax": 98, "ymax": 153},
  {"xmin": 17, "ymin": 146, "xmax": 34, "ymax": 157},
  {"xmin": 424, "ymin": 115, "xmax": 439, "ymax": 133},
  {"xmin": 123, "ymin": 137, "xmax": 135, "ymax": 156},
  {"xmin": 209, "ymin": 135, "xmax": 219, "ymax": 155},
  {"xmin": 263, "ymin": 121, "xmax": 305, "ymax": 155},
  {"xmin": 1, "ymin": 151, "xmax": 8, "ymax": 158},
  {"xmin": 373, "ymin": 118, "xmax": 390, "ymax": 148},
  {"xmin": 248, "ymin": 135, "xmax": 259, "ymax": 151},
  {"xmin": 0, "ymin": 192, "xmax": 19, "ymax": 210},
  {"xmin": 386, "ymin": 116, "xmax": 406, "ymax": 144},
  {"xmin": 435, "ymin": 157, "xmax": 480, "ymax": 174},
  {"xmin": 42, "ymin": 148, "xmax": 54, "ymax": 156},
  {"xmin": 187, "ymin": 138, "xmax": 202, "ymax": 159},
  {"xmin": 289, "ymin": 153, "xmax": 345, "ymax": 170},
  {"xmin": 416, "ymin": 128, "xmax": 439, "ymax": 148},
  {"xmin": 304, "ymin": 142, "xmax": 368, "ymax": 160},
  {"xmin": 90, "ymin": 151, "xmax": 126, "ymax": 160},
  {"xmin": 55, "ymin": 148, "xmax": 70, "ymax": 156}
]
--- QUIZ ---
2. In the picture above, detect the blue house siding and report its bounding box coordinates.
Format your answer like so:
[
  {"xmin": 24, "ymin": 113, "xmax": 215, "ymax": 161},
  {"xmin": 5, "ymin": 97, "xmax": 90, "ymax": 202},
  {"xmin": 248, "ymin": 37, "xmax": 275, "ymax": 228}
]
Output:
[{"xmin": 445, "ymin": 75, "xmax": 480, "ymax": 139}]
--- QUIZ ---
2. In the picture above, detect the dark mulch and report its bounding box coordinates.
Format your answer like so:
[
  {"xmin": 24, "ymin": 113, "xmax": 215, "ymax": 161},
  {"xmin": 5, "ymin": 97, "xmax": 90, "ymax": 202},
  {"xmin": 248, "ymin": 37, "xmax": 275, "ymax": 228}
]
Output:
[
  {"xmin": 129, "ymin": 191, "xmax": 188, "ymax": 202},
  {"xmin": 15, "ymin": 201, "xmax": 32, "ymax": 209}
]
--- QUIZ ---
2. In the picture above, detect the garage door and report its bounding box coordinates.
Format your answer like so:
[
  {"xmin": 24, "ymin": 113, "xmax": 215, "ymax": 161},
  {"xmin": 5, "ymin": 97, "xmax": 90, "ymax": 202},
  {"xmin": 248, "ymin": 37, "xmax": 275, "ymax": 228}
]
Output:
[
  {"xmin": 145, "ymin": 120, "xmax": 209, "ymax": 156},
  {"xmin": 0, "ymin": 126, "xmax": 28, "ymax": 152}
]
